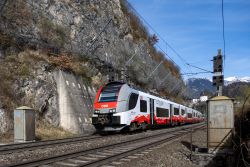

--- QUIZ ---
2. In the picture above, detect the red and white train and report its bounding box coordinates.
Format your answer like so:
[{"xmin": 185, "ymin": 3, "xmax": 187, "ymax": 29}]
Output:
[{"xmin": 92, "ymin": 82, "xmax": 203, "ymax": 132}]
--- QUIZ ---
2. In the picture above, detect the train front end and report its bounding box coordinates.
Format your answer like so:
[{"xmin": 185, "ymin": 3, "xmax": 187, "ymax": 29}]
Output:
[{"xmin": 92, "ymin": 82, "xmax": 132, "ymax": 132}]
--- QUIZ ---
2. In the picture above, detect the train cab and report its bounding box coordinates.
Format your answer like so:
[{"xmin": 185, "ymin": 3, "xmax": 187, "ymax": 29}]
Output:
[{"xmin": 92, "ymin": 82, "xmax": 139, "ymax": 131}]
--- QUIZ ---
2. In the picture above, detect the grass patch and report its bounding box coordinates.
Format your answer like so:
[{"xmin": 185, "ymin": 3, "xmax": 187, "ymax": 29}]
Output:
[
  {"xmin": 0, "ymin": 121, "xmax": 78, "ymax": 143},
  {"xmin": 0, "ymin": 132, "xmax": 14, "ymax": 143},
  {"xmin": 19, "ymin": 63, "xmax": 30, "ymax": 76},
  {"xmin": 36, "ymin": 121, "xmax": 77, "ymax": 140}
]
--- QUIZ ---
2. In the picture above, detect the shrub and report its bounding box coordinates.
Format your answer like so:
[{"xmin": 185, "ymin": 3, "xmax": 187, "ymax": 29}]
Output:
[
  {"xmin": 18, "ymin": 63, "xmax": 30, "ymax": 76},
  {"xmin": 39, "ymin": 18, "xmax": 68, "ymax": 48},
  {"xmin": 2, "ymin": 0, "xmax": 32, "ymax": 26},
  {"xmin": 120, "ymin": 0, "xmax": 149, "ymax": 42}
]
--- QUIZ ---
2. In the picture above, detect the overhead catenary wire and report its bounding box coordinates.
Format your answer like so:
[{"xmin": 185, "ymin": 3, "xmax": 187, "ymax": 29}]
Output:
[
  {"xmin": 85, "ymin": 18, "xmax": 113, "ymax": 55},
  {"xmin": 112, "ymin": 0, "xmax": 212, "ymax": 84},
  {"xmin": 181, "ymin": 71, "xmax": 212, "ymax": 76},
  {"xmin": 186, "ymin": 63, "xmax": 213, "ymax": 73},
  {"xmin": 108, "ymin": 0, "xmax": 190, "ymax": 96},
  {"xmin": 221, "ymin": 0, "xmax": 226, "ymax": 73},
  {"xmin": 126, "ymin": 1, "xmax": 193, "ymax": 74}
]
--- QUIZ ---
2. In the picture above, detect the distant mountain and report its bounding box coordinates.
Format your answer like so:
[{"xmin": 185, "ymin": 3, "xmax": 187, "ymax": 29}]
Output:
[
  {"xmin": 225, "ymin": 76, "xmax": 250, "ymax": 85},
  {"xmin": 186, "ymin": 77, "xmax": 250, "ymax": 99},
  {"xmin": 186, "ymin": 78, "xmax": 215, "ymax": 99},
  {"xmin": 223, "ymin": 82, "xmax": 250, "ymax": 101}
]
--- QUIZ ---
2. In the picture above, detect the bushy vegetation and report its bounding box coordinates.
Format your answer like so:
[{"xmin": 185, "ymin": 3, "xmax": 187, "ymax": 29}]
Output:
[
  {"xmin": 224, "ymin": 82, "xmax": 250, "ymax": 102},
  {"xmin": 39, "ymin": 18, "xmax": 69, "ymax": 49},
  {"xmin": 120, "ymin": 0, "xmax": 149, "ymax": 42},
  {"xmin": 1, "ymin": 0, "xmax": 32, "ymax": 27}
]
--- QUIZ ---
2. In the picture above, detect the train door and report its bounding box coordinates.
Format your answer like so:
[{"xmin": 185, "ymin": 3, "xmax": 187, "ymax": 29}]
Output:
[
  {"xmin": 170, "ymin": 104, "xmax": 173, "ymax": 125},
  {"xmin": 150, "ymin": 98, "xmax": 155, "ymax": 127}
]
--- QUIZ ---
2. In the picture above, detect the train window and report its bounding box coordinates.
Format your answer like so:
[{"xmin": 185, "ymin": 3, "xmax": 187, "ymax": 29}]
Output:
[
  {"xmin": 156, "ymin": 107, "xmax": 169, "ymax": 117},
  {"xmin": 181, "ymin": 109, "xmax": 185, "ymax": 115},
  {"xmin": 128, "ymin": 93, "xmax": 139, "ymax": 110},
  {"xmin": 174, "ymin": 108, "xmax": 179, "ymax": 115},
  {"xmin": 99, "ymin": 83, "xmax": 123, "ymax": 102},
  {"xmin": 140, "ymin": 100, "xmax": 147, "ymax": 112},
  {"xmin": 188, "ymin": 113, "xmax": 192, "ymax": 118}
]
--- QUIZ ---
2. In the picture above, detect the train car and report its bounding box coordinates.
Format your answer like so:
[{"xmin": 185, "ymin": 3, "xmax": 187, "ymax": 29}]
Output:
[
  {"xmin": 92, "ymin": 82, "xmax": 202, "ymax": 132},
  {"xmin": 179, "ymin": 105, "xmax": 187, "ymax": 125}
]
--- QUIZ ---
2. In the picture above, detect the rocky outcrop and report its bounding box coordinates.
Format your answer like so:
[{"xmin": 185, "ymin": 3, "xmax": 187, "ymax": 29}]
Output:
[
  {"xmin": 0, "ymin": 0, "xmax": 183, "ymax": 90},
  {"xmin": 0, "ymin": 109, "xmax": 13, "ymax": 133},
  {"xmin": 0, "ymin": 0, "xmax": 186, "ymax": 134}
]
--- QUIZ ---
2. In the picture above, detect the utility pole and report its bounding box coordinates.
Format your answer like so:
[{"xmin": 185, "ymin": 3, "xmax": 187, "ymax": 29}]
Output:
[{"xmin": 212, "ymin": 49, "xmax": 224, "ymax": 96}]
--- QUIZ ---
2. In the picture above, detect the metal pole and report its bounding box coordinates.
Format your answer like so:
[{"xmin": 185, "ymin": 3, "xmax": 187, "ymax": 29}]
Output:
[
  {"xmin": 123, "ymin": 49, "xmax": 138, "ymax": 83},
  {"xmin": 169, "ymin": 80, "xmax": 182, "ymax": 94},
  {"xmin": 159, "ymin": 72, "xmax": 171, "ymax": 86},
  {"xmin": 190, "ymin": 128, "xmax": 193, "ymax": 161},
  {"xmin": 218, "ymin": 86, "xmax": 222, "ymax": 96},
  {"xmin": 125, "ymin": 49, "xmax": 138, "ymax": 66},
  {"xmin": 147, "ymin": 60, "xmax": 163, "ymax": 80}
]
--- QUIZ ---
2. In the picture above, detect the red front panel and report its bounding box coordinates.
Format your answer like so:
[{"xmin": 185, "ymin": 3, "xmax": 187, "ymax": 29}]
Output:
[{"xmin": 94, "ymin": 102, "xmax": 117, "ymax": 109}]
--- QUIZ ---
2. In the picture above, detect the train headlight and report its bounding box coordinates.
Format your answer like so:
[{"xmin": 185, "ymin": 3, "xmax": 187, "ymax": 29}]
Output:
[
  {"xmin": 94, "ymin": 110, "xmax": 100, "ymax": 114},
  {"xmin": 109, "ymin": 108, "xmax": 116, "ymax": 113}
]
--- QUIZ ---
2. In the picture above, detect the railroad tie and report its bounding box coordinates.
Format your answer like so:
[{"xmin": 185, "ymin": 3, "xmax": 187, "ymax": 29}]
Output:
[
  {"xmin": 120, "ymin": 158, "xmax": 131, "ymax": 162},
  {"xmin": 111, "ymin": 161, "xmax": 124, "ymax": 165},
  {"xmin": 54, "ymin": 161, "xmax": 79, "ymax": 167},
  {"xmin": 141, "ymin": 151, "xmax": 149, "ymax": 154},
  {"xmin": 88, "ymin": 153, "xmax": 107, "ymax": 158},
  {"xmin": 127, "ymin": 156, "xmax": 138, "ymax": 159},
  {"xmin": 96, "ymin": 151, "xmax": 114, "ymax": 156},
  {"xmin": 134, "ymin": 153, "xmax": 144, "ymax": 156},
  {"xmin": 78, "ymin": 156, "xmax": 98, "ymax": 161},
  {"xmin": 67, "ymin": 158, "xmax": 89, "ymax": 164}
]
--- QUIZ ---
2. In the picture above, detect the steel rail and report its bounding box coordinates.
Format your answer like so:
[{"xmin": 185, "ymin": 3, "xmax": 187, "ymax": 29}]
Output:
[
  {"xmin": 0, "ymin": 135, "xmax": 102, "ymax": 155},
  {"xmin": 3, "ymin": 123, "xmax": 205, "ymax": 167}
]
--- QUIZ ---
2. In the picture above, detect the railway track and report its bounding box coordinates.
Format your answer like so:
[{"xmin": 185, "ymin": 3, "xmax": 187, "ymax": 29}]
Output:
[
  {"xmin": 0, "ymin": 135, "xmax": 102, "ymax": 155},
  {"xmin": 3, "ymin": 123, "xmax": 205, "ymax": 167}
]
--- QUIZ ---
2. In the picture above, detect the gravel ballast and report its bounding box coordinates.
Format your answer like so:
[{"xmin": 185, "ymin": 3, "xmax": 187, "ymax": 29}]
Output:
[
  {"xmin": 119, "ymin": 127, "xmax": 207, "ymax": 167},
  {"xmin": 0, "ymin": 124, "xmax": 204, "ymax": 166}
]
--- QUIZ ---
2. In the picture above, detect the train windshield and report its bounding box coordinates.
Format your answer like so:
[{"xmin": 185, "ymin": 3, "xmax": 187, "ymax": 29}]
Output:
[{"xmin": 99, "ymin": 83, "xmax": 123, "ymax": 102}]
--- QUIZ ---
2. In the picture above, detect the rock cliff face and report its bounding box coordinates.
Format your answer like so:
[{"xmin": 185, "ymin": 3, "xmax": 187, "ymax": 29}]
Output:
[{"xmin": 0, "ymin": 0, "xmax": 185, "ymax": 134}]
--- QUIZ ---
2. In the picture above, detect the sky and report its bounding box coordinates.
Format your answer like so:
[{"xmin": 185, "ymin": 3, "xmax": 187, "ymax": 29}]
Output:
[{"xmin": 128, "ymin": 0, "xmax": 250, "ymax": 80}]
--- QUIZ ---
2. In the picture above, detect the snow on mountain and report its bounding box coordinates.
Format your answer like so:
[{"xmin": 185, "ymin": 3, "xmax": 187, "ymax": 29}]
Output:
[{"xmin": 224, "ymin": 76, "xmax": 250, "ymax": 85}]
